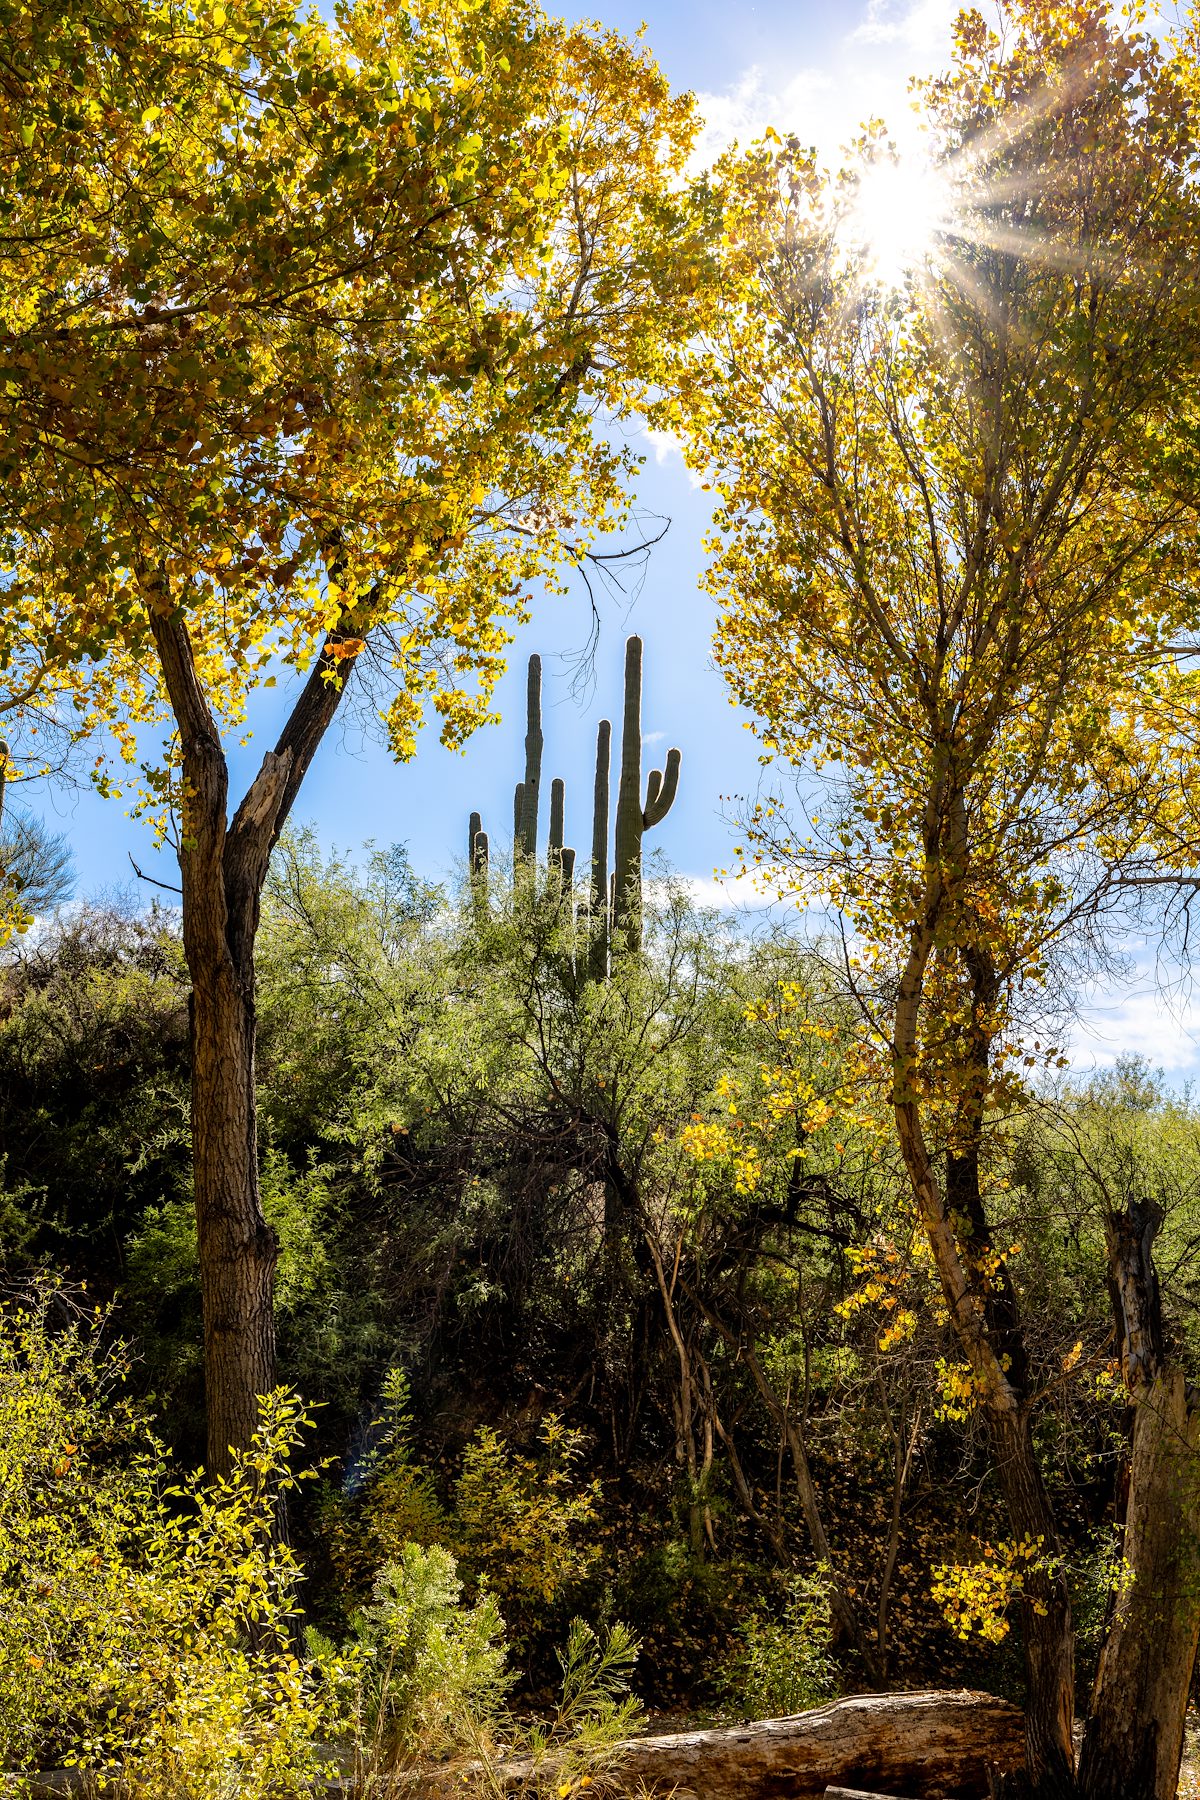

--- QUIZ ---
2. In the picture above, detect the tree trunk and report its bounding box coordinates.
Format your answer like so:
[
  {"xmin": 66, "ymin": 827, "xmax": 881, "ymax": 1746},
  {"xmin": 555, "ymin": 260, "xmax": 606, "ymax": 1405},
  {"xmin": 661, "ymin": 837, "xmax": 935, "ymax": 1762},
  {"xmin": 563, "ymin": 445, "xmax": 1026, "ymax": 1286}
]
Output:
[
  {"xmin": 189, "ymin": 918, "xmax": 277, "ymax": 1478},
  {"xmin": 822, "ymin": 1790, "xmax": 919, "ymax": 1800},
  {"xmin": 24, "ymin": 1692, "xmax": 1026, "ymax": 1800},
  {"xmin": 893, "ymin": 1091, "xmax": 1075, "ymax": 1795},
  {"xmin": 891, "ymin": 845, "xmax": 1076, "ymax": 1797},
  {"xmin": 1078, "ymin": 1371, "xmax": 1200, "ymax": 1800},
  {"xmin": 987, "ymin": 1408, "xmax": 1076, "ymax": 1798},
  {"xmin": 1077, "ymin": 1200, "xmax": 1200, "ymax": 1800},
  {"xmin": 149, "ymin": 583, "xmax": 360, "ymax": 1477}
]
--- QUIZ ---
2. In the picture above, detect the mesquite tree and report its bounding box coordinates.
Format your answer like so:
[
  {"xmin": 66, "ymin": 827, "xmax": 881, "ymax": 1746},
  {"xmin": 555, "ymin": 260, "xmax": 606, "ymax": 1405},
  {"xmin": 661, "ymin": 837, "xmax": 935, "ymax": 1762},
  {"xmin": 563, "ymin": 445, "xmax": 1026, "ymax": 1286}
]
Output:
[
  {"xmin": 668, "ymin": 4, "xmax": 1200, "ymax": 1794},
  {"xmin": 0, "ymin": 0, "xmax": 701, "ymax": 1476}
]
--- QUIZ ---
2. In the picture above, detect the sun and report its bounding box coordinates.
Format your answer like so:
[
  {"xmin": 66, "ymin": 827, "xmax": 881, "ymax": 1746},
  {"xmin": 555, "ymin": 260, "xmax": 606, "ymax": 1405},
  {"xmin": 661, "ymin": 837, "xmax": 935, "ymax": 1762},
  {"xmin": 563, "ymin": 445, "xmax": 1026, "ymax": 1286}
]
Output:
[{"xmin": 847, "ymin": 155, "xmax": 953, "ymax": 287}]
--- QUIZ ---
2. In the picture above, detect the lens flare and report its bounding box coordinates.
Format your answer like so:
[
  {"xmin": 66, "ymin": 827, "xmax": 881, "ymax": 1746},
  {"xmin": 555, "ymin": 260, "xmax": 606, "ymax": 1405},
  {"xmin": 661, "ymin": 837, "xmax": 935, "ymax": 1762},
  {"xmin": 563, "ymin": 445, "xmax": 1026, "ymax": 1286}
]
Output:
[{"xmin": 848, "ymin": 156, "xmax": 952, "ymax": 286}]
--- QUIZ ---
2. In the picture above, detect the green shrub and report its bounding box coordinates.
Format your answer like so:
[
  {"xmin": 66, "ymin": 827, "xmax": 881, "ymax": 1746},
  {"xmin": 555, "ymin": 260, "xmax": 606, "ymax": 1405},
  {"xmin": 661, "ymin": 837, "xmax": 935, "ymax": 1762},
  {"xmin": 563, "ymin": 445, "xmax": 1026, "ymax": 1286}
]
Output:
[
  {"xmin": 0, "ymin": 1284, "xmax": 342, "ymax": 1797},
  {"xmin": 314, "ymin": 1542, "xmax": 511, "ymax": 1775},
  {"xmin": 535, "ymin": 1616, "xmax": 644, "ymax": 1788},
  {"xmin": 320, "ymin": 1370, "xmax": 448, "ymax": 1598},
  {"xmin": 453, "ymin": 1418, "xmax": 599, "ymax": 1637},
  {"xmin": 720, "ymin": 1574, "xmax": 839, "ymax": 1720},
  {"xmin": 310, "ymin": 1543, "xmax": 645, "ymax": 1798}
]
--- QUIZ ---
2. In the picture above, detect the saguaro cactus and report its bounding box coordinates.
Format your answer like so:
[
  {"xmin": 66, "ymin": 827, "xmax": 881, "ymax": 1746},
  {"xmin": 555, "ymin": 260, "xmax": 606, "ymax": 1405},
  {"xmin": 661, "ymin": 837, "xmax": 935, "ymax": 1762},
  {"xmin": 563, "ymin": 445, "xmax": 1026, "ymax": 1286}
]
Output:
[
  {"xmin": 588, "ymin": 719, "xmax": 611, "ymax": 981},
  {"xmin": 466, "ymin": 640, "xmax": 675, "ymax": 955},
  {"xmin": 472, "ymin": 655, "xmax": 574, "ymax": 910},
  {"xmin": 468, "ymin": 810, "xmax": 489, "ymax": 919},
  {"xmin": 469, "ymin": 811, "xmax": 488, "ymax": 879},
  {"xmin": 548, "ymin": 775, "xmax": 577, "ymax": 890},
  {"xmin": 549, "ymin": 777, "xmax": 565, "ymax": 860},
  {"xmin": 612, "ymin": 636, "xmax": 681, "ymax": 953},
  {"xmin": 518, "ymin": 653, "xmax": 543, "ymax": 861}
]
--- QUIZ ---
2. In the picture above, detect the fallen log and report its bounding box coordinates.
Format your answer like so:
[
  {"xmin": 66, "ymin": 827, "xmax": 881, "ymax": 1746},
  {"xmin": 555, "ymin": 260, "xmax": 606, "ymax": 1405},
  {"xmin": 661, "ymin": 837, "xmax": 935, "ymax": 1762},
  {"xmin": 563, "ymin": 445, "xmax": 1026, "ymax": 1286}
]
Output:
[{"xmin": 492, "ymin": 1689, "xmax": 1025, "ymax": 1800}]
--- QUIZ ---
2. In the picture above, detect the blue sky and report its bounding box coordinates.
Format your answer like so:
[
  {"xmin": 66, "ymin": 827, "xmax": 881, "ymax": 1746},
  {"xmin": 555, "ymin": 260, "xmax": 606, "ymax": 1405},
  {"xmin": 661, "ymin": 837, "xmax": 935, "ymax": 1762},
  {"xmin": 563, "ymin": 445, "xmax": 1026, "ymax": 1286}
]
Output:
[{"xmin": 26, "ymin": 0, "xmax": 1200, "ymax": 1078}]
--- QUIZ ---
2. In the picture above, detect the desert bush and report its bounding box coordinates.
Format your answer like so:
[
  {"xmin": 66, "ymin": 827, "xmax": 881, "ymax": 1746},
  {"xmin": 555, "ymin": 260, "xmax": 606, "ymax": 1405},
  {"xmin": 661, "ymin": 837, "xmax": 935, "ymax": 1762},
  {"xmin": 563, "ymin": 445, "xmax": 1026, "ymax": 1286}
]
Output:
[
  {"xmin": 0, "ymin": 1284, "xmax": 342, "ymax": 1797},
  {"xmin": 0, "ymin": 907, "xmax": 190, "ymax": 1282},
  {"xmin": 531, "ymin": 1616, "xmax": 644, "ymax": 1789},
  {"xmin": 719, "ymin": 1574, "xmax": 839, "ymax": 1720},
  {"xmin": 327, "ymin": 1388, "xmax": 600, "ymax": 1655},
  {"xmin": 313, "ymin": 1541, "xmax": 511, "ymax": 1779},
  {"xmin": 452, "ymin": 1417, "xmax": 600, "ymax": 1634},
  {"xmin": 316, "ymin": 1545, "xmax": 643, "ymax": 1798}
]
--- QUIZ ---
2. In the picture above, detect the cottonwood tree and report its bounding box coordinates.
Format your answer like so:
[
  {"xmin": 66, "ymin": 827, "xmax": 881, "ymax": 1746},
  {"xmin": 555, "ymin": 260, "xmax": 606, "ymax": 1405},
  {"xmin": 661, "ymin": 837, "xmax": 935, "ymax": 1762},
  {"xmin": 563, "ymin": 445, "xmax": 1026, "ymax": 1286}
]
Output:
[
  {"xmin": 667, "ymin": 4, "xmax": 1200, "ymax": 1794},
  {"xmin": 0, "ymin": 0, "xmax": 702, "ymax": 1476}
]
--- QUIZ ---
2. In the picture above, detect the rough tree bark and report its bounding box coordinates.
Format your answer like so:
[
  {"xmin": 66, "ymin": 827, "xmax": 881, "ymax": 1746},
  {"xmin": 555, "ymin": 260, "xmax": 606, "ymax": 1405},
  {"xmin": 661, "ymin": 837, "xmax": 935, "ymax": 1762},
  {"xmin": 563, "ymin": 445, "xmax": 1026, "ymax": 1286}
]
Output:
[
  {"xmin": 149, "ymin": 581, "xmax": 360, "ymax": 1478},
  {"xmin": 1077, "ymin": 1201, "xmax": 1200, "ymax": 1800}
]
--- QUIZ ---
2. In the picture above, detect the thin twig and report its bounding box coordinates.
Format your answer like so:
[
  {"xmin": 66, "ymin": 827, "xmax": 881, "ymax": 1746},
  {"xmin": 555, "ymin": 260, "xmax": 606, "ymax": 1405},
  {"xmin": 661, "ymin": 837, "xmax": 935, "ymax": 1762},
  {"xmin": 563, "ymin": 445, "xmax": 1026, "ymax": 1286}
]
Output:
[{"xmin": 128, "ymin": 852, "xmax": 182, "ymax": 895}]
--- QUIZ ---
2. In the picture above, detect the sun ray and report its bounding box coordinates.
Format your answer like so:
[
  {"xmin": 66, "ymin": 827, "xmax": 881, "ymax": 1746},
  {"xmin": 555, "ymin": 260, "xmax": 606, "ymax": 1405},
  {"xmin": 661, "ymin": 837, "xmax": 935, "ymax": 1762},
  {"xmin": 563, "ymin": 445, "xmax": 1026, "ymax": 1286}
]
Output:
[{"xmin": 846, "ymin": 155, "xmax": 953, "ymax": 286}]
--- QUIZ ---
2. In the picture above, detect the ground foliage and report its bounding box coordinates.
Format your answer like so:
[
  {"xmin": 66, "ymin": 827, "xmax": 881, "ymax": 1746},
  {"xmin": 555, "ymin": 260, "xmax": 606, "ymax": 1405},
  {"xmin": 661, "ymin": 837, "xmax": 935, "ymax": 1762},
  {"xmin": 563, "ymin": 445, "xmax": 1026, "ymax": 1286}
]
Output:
[{"xmin": 5, "ymin": 846, "xmax": 1198, "ymax": 1743}]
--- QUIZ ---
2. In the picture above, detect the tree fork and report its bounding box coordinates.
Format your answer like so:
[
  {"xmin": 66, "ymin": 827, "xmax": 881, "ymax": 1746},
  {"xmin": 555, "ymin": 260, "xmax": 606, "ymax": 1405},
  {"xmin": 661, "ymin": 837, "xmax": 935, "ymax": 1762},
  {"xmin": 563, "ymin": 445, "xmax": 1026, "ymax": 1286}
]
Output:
[{"xmin": 149, "ymin": 578, "xmax": 360, "ymax": 1479}]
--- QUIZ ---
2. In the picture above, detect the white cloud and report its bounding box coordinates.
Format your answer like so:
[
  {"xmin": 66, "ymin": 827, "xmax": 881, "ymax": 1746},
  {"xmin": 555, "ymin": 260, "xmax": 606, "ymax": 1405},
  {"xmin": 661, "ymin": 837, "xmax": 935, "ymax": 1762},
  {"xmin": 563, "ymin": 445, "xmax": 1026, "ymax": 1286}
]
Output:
[
  {"xmin": 641, "ymin": 424, "xmax": 706, "ymax": 487},
  {"xmin": 851, "ymin": 0, "xmax": 966, "ymax": 52},
  {"xmin": 644, "ymin": 869, "xmax": 786, "ymax": 913},
  {"xmin": 1069, "ymin": 983, "xmax": 1200, "ymax": 1079},
  {"xmin": 690, "ymin": 66, "xmax": 837, "ymax": 169},
  {"xmin": 644, "ymin": 425, "xmax": 685, "ymax": 465},
  {"xmin": 690, "ymin": 1, "xmax": 1003, "ymax": 173},
  {"xmin": 678, "ymin": 875, "xmax": 744, "ymax": 909}
]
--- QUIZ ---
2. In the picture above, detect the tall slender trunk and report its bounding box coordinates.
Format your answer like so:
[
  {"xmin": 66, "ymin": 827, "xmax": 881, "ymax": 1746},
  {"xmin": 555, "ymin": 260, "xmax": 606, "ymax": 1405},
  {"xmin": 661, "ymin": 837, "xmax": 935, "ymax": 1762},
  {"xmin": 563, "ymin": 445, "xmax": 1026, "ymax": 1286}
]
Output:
[
  {"xmin": 149, "ymin": 581, "xmax": 360, "ymax": 1477},
  {"xmin": 646, "ymin": 1227, "xmax": 713, "ymax": 1555},
  {"xmin": 874, "ymin": 1377, "xmax": 921, "ymax": 1684},
  {"xmin": 891, "ymin": 787, "xmax": 1076, "ymax": 1793},
  {"xmin": 898, "ymin": 1092, "xmax": 1076, "ymax": 1795},
  {"xmin": 944, "ymin": 984, "xmax": 1075, "ymax": 1796},
  {"xmin": 1078, "ymin": 1203, "xmax": 1200, "ymax": 1800}
]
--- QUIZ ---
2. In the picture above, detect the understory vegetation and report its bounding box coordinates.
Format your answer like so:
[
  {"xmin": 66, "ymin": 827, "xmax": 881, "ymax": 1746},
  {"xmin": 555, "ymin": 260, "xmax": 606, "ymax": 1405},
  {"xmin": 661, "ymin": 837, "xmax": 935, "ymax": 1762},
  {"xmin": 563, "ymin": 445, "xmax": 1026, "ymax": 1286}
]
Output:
[
  {"xmin": 4, "ymin": 839, "xmax": 1198, "ymax": 1784},
  {"xmin": 10, "ymin": 0, "xmax": 1200, "ymax": 1791}
]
